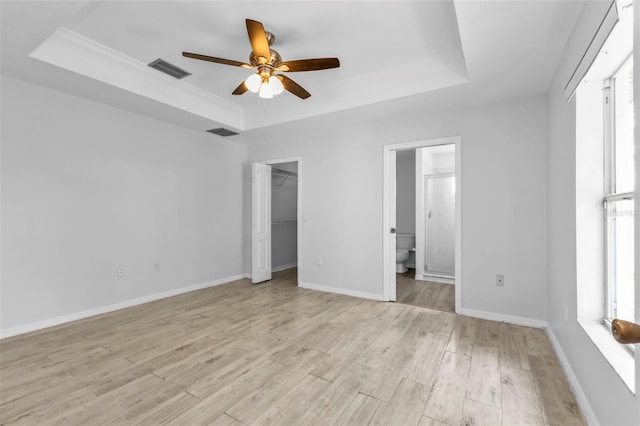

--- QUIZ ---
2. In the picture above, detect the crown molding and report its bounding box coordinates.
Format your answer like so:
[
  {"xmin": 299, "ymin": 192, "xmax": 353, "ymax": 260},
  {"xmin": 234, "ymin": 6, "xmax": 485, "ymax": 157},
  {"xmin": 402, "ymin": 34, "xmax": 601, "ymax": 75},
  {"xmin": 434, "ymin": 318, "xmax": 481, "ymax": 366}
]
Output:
[{"xmin": 30, "ymin": 27, "xmax": 244, "ymax": 130}]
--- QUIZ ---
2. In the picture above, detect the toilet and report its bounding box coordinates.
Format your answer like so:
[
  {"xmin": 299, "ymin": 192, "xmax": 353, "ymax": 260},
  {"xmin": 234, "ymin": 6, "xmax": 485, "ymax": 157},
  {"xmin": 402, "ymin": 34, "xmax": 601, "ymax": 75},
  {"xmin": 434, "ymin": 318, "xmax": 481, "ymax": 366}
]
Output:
[{"xmin": 396, "ymin": 233, "xmax": 416, "ymax": 273}]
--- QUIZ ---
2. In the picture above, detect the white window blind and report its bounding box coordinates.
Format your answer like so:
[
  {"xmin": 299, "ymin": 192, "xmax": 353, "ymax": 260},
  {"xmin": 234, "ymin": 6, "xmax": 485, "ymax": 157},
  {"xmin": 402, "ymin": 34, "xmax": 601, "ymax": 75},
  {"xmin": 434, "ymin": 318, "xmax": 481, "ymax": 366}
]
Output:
[{"xmin": 564, "ymin": 1, "xmax": 619, "ymax": 101}]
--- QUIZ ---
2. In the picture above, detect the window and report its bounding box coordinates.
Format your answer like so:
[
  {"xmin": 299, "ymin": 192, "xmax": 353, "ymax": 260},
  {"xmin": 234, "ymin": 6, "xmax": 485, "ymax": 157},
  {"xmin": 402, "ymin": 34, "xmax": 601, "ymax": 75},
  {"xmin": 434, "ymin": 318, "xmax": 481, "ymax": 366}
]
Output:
[
  {"xmin": 604, "ymin": 54, "xmax": 635, "ymax": 324},
  {"xmin": 575, "ymin": 0, "xmax": 635, "ymax": 390}
]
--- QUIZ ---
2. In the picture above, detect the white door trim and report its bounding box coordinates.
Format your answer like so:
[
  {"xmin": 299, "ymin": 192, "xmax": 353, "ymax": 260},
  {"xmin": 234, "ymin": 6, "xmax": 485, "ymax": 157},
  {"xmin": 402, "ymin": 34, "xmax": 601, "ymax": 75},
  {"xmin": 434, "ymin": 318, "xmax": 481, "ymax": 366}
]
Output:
[
  {"xmin": 383, "ymin": 136, "xmax": 462, "ymax": 313},
  {"xmin": 260, "ymin": 157, "xmax": 303, "ymax": 286}
]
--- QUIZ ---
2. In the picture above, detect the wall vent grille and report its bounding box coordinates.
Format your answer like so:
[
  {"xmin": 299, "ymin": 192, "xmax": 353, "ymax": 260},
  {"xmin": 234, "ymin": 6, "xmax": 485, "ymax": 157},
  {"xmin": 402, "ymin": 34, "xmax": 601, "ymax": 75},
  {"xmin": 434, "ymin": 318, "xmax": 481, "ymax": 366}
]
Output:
[
  {"xmin": 148, "ymin": 58, "xmax": 191, "ymax": 79},
  {"xmin": 207, "ymin": 128, "xmax": 240, "ymax": 137}
]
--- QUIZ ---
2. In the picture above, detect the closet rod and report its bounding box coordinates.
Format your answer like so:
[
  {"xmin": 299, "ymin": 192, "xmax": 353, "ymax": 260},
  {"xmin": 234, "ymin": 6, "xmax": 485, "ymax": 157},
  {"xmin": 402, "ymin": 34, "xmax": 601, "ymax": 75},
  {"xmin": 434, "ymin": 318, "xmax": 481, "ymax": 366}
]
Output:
[{"xmin": 271, "ymin": 168, "xmax": 298, "ymax": 177}]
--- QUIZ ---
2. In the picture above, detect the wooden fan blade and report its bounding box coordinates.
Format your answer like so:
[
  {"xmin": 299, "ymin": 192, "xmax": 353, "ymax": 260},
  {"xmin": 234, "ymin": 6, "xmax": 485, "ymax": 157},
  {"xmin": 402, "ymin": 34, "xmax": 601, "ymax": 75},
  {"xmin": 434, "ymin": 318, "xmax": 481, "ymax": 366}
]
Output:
[
  {"xmin": 232, "ymin": 81, "xmax": 249, "ymax": 95},
  {"xmin": 279, "ymin": 75, "xmax": 311, "ymax": 99},
  {"xmin": 246, "ymin": 19, "xmax": 271, "ymax": 64},
  {"xmin": 277, "ymin": 58, "xmax": 340, "ymax": 72},
  {"xmin": 182, "ymin": 52, "xmax": 253, "ymax": 69}
]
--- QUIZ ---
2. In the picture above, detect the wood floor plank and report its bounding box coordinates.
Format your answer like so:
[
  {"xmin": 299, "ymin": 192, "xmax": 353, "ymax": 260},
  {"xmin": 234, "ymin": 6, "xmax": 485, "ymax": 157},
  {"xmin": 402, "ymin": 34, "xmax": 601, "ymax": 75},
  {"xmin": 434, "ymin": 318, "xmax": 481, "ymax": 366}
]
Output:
[
  {"xmin": 423, "ymin": 351, "xmax": 471, "ymax": 425},
  {"xmin": 311, "ymin": 329, "xmax": 376, "ymax": 381},
  {"xmin": 418, "ymin": 416, "xmax": 450, "ymax": 426},
  {"xmin": 83, "ymin": 357, "xmax": 152, "ymax": 396},
  {"xmin": 334, "ymin": 392, "xmax": 385, "ymax": 426},
  {"xmin": 403, "ymin": 332, "xmax": 449, "ymax": 387},
  {"xmin": 225, "ymin": 356, "xmax": 324, "ymax": 424},
  {"xmin": 0, "ymin": 361, "xmax": 75, "ymax": 405},
  {"xmin": 294, "ymin": 362, "xmax": 373, "ymax": 425},
  {"xmin": 522, "ymin": 327, "xmax": 556, "ymax": 359},
  {"xmin": 360, "ymin": 325, "xmax": 424, "ymax": 401},
  {"xmin": 462, "ymin": 398, "xmax": 501, "ymax": 426},
  {"xmin": 500, "ymin": 365, "xmax": 545, "ymax": 426},
  {"xmin": 355, "ymin": 325, "xmax": 406, "ymax": 369},
  {"xmin": 210, "ymin": 413, "xmax": 245, "ymax": 426},
  {"xmin": 467, "ymin": 343, "xmax": 501, "ymax": 407},
  {"xmin": 153, "ymin": 344, "xmax": 245, "ymax": 385},
  {"xmin": 0, "ymin": 386, "xmax": 95, "ymax": 425},
  {"xmin": 529, "ymin": 355, "xmax": 586, "ymax": 426},
  {"xmin": 373, "ymin": 378, "xmax": 429, "ymax": 426},
  {"xmin": 446, "ymin": 315, "xmax": 477, "ymax": 356},
  {"xmin": 474, "ymin": 318, "xmax": 500, "ymax": 347},
  {"xmin": 48, "ymin": 374, "xmax": 184, "ymax": 425},
  {"xmin": 250, "ymin": 374, "xmax": 331, "ymax": 426},
  {"xmin": 170, "ymin": 358, "xmax": 288, "ymax": 424},
  {"xmin": 131, "ymin": 392, "xmax": 200, "ymax": 425},
  {"xmin": 412, "ymin": 309, "xmax": 456, "ymax": 336},
  {"xmin": 499, "ymin": 323, "xmax": 531, "ymax": 371}
]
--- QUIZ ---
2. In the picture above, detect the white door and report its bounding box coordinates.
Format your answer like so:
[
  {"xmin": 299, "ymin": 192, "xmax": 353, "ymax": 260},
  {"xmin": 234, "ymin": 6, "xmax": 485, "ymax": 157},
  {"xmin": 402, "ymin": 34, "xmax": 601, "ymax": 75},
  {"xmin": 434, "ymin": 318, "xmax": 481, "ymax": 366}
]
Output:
[
  {"xmin": 252, "ymin": 162, "xmax": 272, "ymax": 283},
  {"xmin": 389, "ymin": 150, "xmax": 397, "ymax": 301}
]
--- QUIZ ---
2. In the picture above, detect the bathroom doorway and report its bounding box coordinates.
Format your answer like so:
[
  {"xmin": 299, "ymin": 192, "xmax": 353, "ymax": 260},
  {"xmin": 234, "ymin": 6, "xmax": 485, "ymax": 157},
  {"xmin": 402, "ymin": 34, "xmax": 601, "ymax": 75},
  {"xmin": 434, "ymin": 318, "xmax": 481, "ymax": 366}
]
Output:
[
  {"xmin": 251, "ymin": 157, "xmax": 302, "ymax": 285},
  {"xmin": 383, "ymin": 137, "xmax": 461, "ymax": 313}
]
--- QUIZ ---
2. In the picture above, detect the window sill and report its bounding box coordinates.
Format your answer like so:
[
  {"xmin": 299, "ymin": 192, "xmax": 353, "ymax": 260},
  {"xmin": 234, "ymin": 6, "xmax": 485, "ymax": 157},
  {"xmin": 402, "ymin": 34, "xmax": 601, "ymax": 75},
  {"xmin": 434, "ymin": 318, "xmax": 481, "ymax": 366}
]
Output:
[{"xmin": 579, "ymin": 321, "xmax": 635, "ymax": 393}]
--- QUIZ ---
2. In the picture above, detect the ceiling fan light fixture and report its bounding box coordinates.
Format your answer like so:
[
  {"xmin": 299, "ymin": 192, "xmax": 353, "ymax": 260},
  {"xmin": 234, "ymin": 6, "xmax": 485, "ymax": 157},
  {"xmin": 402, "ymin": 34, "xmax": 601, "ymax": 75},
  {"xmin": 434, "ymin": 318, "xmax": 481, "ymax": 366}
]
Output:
[
  {"xmin": 259, "ymin": 82, "xmax": 274, "ymax": 98},
  {"xmin": 268, "ymin": 75, "xmax": 284, "ymax": 95},
  {"xmin": 245, "ymin": 73, "xmax": 262, "ymax": 93}
]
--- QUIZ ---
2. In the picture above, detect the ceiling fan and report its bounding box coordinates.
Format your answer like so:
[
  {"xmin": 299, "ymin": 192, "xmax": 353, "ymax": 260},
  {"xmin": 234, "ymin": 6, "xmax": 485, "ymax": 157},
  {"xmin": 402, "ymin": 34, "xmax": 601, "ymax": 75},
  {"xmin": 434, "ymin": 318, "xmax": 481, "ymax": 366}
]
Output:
[{"xmin": 182, "ymin": 19, "xmax": 340, "ymax": 100}]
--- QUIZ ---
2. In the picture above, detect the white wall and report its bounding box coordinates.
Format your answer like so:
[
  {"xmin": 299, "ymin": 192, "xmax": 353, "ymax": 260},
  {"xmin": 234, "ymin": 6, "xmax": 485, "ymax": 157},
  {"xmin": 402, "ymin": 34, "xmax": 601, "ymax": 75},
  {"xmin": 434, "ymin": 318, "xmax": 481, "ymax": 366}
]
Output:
[
  {"xmin": 0, "ymin": 76, "xmax": 247, "ymax": 335},
  {"xmin": 246, "ymin": 95, "xmax": 548, "ymax": 321},
  {"xmin": 396, "ymin": 149, "xmax": 416, "ymax": 236},
  {"xmin": 546, "ymin": 1, "xmax": 639, "ymax": 424},
  {"xmin": 575, "ymin": 80, "xmax": 606, "ymax": 322},
  {"xmin": 271, "ymin": 162, "xmax": 298, "ymax": 269}
]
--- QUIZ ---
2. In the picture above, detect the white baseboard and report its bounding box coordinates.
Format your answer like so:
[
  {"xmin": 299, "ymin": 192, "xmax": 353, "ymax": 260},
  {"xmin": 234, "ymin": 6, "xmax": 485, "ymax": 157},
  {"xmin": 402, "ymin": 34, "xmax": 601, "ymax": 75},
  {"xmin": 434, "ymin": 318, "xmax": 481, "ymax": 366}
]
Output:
[
  {"xmin": 458, "ymin": 307, "xmax": 548, "ymax": 329},
  {"xmin": 272, "ymin": 263, "xmax": 297, "ymax": 273},
  {"xmin": 545, "ymin": 326, "xmax": 599, "ymax": 426},
  {"xmin": 0, "ymin": 274, "xmax": 246, "ymax": 339},
  {"xmin": 299, "ymin": 281, "xmax": 384, "ymax": 301}
]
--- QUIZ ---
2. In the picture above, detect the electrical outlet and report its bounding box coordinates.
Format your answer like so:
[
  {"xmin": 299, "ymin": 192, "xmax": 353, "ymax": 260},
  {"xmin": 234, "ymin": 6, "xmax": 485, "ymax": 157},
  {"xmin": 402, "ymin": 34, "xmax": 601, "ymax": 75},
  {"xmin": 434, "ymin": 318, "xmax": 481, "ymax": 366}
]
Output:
[
  {"xmin": 564, "ymin": 304, "xmax": 569, "ymax": 323},
  {"xmin": 316, "ymin": 257, "xmax": 323, "ymax": 265},
  {"xmin": 117, "ymin": 265, "xmax": 126, "ymax": 277},
  {"xmin": 154, "ymin": 263, "xmax": 160, "ymax": 272},
  {"xmin": 496, "ymin": 275, "xmax": 504, "ymax": 286}
]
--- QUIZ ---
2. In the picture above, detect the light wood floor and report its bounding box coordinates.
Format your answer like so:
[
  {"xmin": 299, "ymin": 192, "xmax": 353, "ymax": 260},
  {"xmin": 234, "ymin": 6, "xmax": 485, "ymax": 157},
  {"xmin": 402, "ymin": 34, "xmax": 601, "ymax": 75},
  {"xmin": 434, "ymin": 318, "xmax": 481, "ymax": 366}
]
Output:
[
  {"xmin": 0, "ymin": 268, "xmax": 585, "ymax": 426},
  {"xmin": 396, "ymin": 269, "xmax": 455, "ymax": 313}
]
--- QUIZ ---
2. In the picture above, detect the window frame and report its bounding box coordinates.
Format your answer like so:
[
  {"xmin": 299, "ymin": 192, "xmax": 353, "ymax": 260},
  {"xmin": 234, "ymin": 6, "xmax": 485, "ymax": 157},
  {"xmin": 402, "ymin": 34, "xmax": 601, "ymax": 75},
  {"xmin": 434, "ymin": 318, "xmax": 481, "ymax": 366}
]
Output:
[{"xmin": 602, "ymin": 53, "xmax": 635, "ymax": 355}]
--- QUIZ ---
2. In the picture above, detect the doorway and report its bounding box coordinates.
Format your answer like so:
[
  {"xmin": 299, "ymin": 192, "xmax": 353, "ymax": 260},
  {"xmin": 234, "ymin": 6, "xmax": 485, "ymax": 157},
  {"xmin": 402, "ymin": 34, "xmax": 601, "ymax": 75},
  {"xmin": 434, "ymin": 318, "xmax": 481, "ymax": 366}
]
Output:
[
  {"xmin": 383, "ymin": 137, "xmax": 461, "ymax": 312},
  {"xmin": 251, "ymin": 157, "xmax": 302, "ymax": 285}
]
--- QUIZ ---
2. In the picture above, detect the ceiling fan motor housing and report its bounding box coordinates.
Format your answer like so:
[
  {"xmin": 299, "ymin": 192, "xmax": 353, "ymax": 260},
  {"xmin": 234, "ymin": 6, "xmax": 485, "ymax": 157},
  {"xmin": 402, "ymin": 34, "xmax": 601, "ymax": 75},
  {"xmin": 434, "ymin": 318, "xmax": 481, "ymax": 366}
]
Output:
[{"xmin": 249, "ymin": 49, "xmax": 282, "ymax": 67}]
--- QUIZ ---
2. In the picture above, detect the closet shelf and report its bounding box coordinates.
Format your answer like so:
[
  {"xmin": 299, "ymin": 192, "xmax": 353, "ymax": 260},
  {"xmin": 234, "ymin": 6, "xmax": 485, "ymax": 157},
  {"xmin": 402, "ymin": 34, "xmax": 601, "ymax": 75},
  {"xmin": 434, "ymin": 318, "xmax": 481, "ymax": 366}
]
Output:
[{"xmin": 271, "ymin": 219, "xmax": 297, "ymax": 225}]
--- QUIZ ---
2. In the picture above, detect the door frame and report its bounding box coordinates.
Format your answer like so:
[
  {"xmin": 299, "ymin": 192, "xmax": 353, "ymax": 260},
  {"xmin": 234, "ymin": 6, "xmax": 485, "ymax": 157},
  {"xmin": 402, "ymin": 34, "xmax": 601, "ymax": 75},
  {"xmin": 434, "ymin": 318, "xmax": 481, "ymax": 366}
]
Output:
[
  {"xmin": 259, "ymin": 156, "xmax": 303, "ymax": 286},
  {"xmin": 382, "ymin": 136, "xmax": 462, "ymax": 313}
]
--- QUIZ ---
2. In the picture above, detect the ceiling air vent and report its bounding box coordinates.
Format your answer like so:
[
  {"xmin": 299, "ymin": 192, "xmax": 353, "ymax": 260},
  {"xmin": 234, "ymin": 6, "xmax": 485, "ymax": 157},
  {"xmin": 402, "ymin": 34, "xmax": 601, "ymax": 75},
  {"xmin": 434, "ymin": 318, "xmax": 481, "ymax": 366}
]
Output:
[
  {"xmin": 148, "ymin": 58, "xmax": 191, "ymax": 79},
  {"xmin": 207, "ymin": 128, "xmax": 239, "ymax": 137}
]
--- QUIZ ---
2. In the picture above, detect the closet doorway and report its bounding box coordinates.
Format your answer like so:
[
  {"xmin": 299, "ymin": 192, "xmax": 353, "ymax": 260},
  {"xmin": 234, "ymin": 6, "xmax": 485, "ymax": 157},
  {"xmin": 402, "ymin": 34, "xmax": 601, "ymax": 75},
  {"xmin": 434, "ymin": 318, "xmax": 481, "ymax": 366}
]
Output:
[
  {"xmin": 251, "ymin": 157, "xmax": 301, "ymax": 285},
  {"xmin": 382, "ymin": 137, "xmax": 461, "ymax": 313}
]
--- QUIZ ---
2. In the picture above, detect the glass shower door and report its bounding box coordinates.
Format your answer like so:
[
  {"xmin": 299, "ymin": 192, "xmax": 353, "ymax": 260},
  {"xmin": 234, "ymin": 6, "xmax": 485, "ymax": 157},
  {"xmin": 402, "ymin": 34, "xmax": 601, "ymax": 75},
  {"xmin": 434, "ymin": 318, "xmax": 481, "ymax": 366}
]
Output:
[{"xmin": 425, "ymin": 175, "xmax": 455, "ymax": 276}]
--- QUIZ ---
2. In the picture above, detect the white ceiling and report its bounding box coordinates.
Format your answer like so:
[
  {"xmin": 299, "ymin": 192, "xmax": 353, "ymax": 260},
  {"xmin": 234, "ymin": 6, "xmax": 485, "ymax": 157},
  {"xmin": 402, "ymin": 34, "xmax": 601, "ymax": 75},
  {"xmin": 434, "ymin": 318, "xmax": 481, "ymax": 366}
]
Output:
[{"xmin": 1, "ymin": 1, "xmax": 585, "ymax": 143}]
